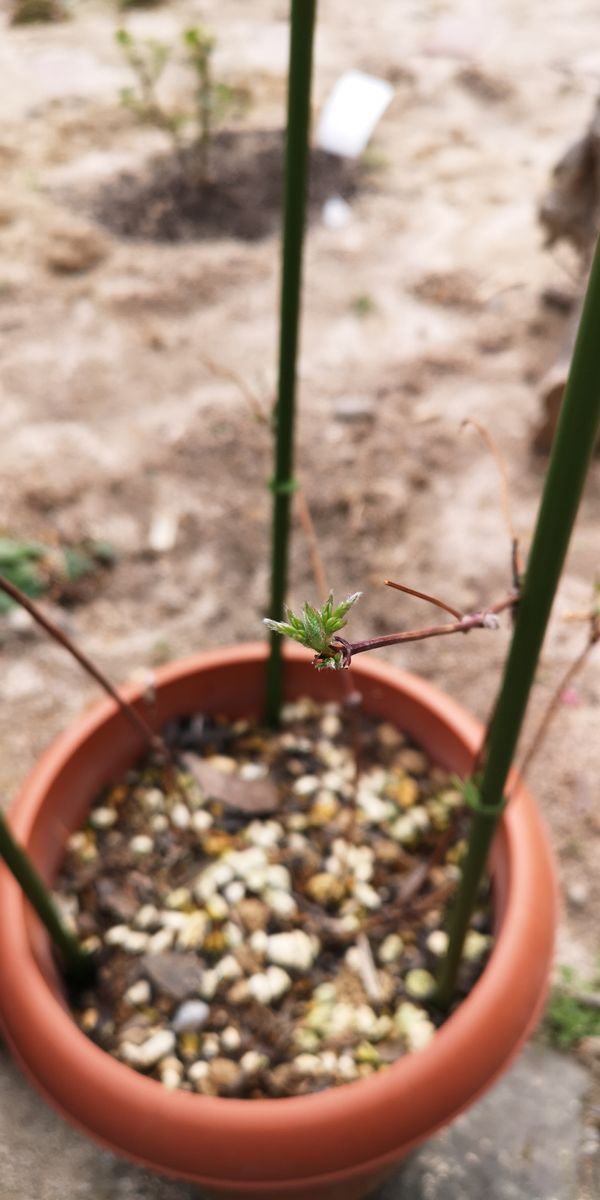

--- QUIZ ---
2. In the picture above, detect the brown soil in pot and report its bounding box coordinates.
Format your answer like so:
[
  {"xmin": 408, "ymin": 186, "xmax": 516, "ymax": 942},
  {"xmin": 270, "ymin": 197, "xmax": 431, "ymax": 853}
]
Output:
[{"xmin": 56, "ymin": 697, "xmax": 491, "ymax": 1101}]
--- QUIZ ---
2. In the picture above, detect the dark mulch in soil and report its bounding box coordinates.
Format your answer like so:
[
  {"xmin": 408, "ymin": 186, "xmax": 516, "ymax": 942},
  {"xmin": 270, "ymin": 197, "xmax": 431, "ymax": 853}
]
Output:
[
  {"xmin": 56, "ymin": 698, "xmax": 491, "ymax": 1100},
  {"xmin": 90, "ymin": 129, "xmax": 363, "ymax": 243}
]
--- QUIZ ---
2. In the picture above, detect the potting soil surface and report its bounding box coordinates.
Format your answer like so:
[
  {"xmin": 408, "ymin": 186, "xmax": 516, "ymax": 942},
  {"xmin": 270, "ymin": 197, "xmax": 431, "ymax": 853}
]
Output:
[{"xmin": 55, "ymin": 700, "xmax": 489, "ymax": 1099}]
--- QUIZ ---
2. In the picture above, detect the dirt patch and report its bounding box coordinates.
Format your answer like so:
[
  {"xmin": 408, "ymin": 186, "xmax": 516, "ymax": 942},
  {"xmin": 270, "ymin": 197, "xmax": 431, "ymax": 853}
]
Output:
[{"xmin": 88, "ymin": 130, "xmax": 363, "ymax": 243}]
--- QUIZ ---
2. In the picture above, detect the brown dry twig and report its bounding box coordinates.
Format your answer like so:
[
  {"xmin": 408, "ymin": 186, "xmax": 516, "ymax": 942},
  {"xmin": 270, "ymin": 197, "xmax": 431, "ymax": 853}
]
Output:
[
  {"xmin": 515, "ymin": 609, "xmax": 600, "ymax": 788},
  {"xmin": 384, "ymin": 579, "xmax": 463, "ymax": 620},
  {"xmin": 462, "ymin": 418, "xmax": 518, "ymax": 555},
  {"xmin": 199, "ymin": 355, "xmax": 269, "ymax": 426},
  {"xmin": 295, "ymin": 486, "xmax": 329, "ymax": 604},
  {"xmin": 0, "ymin": 573, "xmax": 169, "ymax": 761},
  {"xmin": 327, "ymin": 593, "xmax": 516, "ymax": 669}
]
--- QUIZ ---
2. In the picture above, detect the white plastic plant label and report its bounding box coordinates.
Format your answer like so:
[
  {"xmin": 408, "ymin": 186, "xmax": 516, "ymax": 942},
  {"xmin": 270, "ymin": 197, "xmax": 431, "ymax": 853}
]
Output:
[{"xmin": 317, "ymin": 70, "xmax": 394, "ymax": 159}]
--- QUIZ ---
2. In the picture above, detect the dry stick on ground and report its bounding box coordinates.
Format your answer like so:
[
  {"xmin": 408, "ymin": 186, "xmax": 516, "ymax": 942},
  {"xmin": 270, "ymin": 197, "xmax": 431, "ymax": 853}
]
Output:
[
  {"xmin": 0, "ymin": 574, "xmax": 169, "ymax": 761},
  {"xmin": 295, "ymin": 486, "xmax": 329, "ymax": 603},
  {"xmin": 462, "ymin": 417, "xmax": 523, "ymax": 611},
  {"xmin": 199, "ymin": 355, "xmax": 269, "ymax": 427},
  {"xmin": 462, "ymin": 418, "xmax": 519, "ymax": 558}
]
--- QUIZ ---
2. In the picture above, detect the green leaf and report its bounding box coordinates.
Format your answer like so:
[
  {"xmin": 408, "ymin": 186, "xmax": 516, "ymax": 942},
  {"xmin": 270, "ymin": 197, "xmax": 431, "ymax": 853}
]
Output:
[
  {"xmin": 61, "ymin": 547, "xmax": 94, "ymax": 582},
  {"xmin": 332, "ymin": 591, "xmax": 362, "ymax": 622},
  {"xmin": 263, "ymin": 618, "xmax": 305, "ymax": 645},
  {"xmin": 0, "ymin": 558, "xmax": 46, "ymax": 606},
  {"xmin": 265, "ymin": 591, "xmax": 360, "ymax": 658},
  {"xmin": 302, "ymin": 602, "xmax": 324, "ymax": 648},
  {"xmin": 0, "ymin": 539, "xmax": 46, "ymax": 566},
  {"xmin": 545, "ymin": 988, "xmax": 600, "ymax": 1049},
  {"xmin": 285, "ymin": 608, "xmax": 305, "ymax": 632}
]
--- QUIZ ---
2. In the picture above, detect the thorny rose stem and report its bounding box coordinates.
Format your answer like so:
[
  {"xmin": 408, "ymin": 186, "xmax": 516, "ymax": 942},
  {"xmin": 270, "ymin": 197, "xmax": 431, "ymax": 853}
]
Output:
[{"xmin": 265, "ymin": 0, "xmax": 317, "ymax": 725}]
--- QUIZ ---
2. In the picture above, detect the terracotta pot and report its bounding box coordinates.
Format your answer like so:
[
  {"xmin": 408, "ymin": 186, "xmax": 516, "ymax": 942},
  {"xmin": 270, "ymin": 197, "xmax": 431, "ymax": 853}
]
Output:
[{"xmin": 0, "ymin": 643, "xmax": 557, "ymax": 1200}]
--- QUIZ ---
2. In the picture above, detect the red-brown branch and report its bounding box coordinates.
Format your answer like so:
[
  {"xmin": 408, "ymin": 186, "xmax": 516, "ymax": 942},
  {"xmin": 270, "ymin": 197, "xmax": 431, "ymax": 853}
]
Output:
[
  {"xmin": 384, "ymin": 578, "xmax": 463, "ymax": 620},
  {"xmin": 0, "ymin": 573, "xmax": 168, "ymax": 760},
  {"xmin": 326, "ymin": 595, "xmax": 516, "ymax": 667}
]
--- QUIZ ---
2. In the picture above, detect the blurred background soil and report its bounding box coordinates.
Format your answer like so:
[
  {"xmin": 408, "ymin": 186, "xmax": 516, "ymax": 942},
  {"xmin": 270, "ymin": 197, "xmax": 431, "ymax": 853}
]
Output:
[{"xmin": 0, "ymin": 0, "xmax": 598, "ymax": 979}]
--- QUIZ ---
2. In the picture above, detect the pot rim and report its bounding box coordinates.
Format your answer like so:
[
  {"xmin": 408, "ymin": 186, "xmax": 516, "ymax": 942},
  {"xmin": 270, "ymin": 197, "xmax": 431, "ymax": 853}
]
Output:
[{"xmin": 0, "ymin": 643, "xmax": 558, "ymax": 1186}]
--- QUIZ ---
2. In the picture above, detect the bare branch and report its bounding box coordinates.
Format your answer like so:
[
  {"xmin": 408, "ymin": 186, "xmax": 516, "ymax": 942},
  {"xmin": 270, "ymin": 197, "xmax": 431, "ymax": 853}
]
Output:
[
  {"xmin": 326, "ymin": 595, "xmax": 515, "ymax": 667},
  {"xmin": 0, "ymin": 574, "xmax": 168, "ymax": 761},
  {"xmin": 384, "ymin": 578, "xmax": 463, "ymax": 620},
  {"xmin": 515, "ymin": 615, "xmax": 599, "ymax": 787},
  {"xmin": 199, "ymin": 354, "xmax": 269, "ymax": 425},
  {"xmin": 462, "ymin": 418, "xmax": 517, "ymax": 549},
  {"xmin": 295, "ymin": 487, "xmax": 329, "ymax": 603}
]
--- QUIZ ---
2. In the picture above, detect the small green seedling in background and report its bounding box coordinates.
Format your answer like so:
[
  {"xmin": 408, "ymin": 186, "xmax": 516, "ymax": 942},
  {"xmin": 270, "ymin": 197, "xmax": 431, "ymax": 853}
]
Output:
[
  {"xmin": 116, "ymin": 30, "xmax": 181, "ymax": 145},
  {"xmin": 264, "ymin": 592, "xmax": 362, "ymax": 669},
  {"xmin": 116, "ymin": 24, "xmax": 242, "ymax": 182},
  {"xmin": 544, "ymin": 966, "xmax": 600, "ymax": 1049},
  {"xmin": 0, "ymin": 537, "xmax": 114, "ymax": 614},
  {"xmin": 350, "ymin": 293, "xmax": 377, "ymax": 317},
  {"xmin": 545, "ymin": 992, "xmax": 600, "ymax": 1048},
  {"xmin": 0, "ymin": 539, "xmax": 47, "ymax": 610}
]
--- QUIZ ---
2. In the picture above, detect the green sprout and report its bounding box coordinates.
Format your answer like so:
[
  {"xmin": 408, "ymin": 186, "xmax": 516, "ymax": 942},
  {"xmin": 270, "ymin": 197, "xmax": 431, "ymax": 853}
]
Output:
[
  {"xmin": 0, "ymin": 537, "xmax": 115, "ymax": 614},
  {"xmin": 264, "ymin": 592, "xmax": 361, "ymax": 669},
  {"xmin": 115, "ymin": 23, "xmax": 242, "ymax": 183}
]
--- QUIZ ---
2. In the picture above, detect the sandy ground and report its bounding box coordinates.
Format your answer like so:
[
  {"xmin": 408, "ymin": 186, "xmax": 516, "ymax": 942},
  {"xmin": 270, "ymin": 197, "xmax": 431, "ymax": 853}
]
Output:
[{"xmin": 0, "ymin": 0, "xmax": 599, "ymax": 1000}]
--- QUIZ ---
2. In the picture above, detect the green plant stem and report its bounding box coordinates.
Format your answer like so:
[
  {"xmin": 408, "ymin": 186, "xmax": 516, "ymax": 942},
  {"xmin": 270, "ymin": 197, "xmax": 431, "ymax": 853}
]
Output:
[
  {"xmin": 265, "ymin": 0, "xmax": 317, "ymax": 725},
  {"xmin": 0, "ymin": 809, "xmax": 92, "ymax": 983},
  {"xmin": 437, "ymin": 235, "xmax": 600, "ymax": 1008}
]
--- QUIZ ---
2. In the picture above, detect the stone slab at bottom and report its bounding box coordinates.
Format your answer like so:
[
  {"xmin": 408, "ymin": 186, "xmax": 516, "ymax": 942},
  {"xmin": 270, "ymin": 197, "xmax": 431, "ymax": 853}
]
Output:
[{"xmin": 0, "ymin": 1043, "xmax": 589, "ymax": 1200}]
